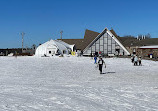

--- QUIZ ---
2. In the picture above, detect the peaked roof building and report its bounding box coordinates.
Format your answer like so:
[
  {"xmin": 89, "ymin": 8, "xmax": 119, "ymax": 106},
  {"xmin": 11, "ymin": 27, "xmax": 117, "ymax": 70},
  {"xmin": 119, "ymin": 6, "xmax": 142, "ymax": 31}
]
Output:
[
  {"xmin": 59, "ymin": 28, "xmax": 130, "ymax": 56},
  {"xmin": 82, "ymin": 28, "xmax": 130, "ymax": 55}
]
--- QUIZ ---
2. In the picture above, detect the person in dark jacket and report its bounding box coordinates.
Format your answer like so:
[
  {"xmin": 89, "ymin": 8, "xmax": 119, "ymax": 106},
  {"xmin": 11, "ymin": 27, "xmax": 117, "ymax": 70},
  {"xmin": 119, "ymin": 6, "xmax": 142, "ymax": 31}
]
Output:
[
  {"xmin": 131, "ymin": 56, "xmax": 134, "ymax": 63},
  {"xmin": 138, "ymin": 56, "xmax": 142, "ymax": 66},
  {"xmin": 98, "ymin": 57, "xmax": 106, "ymax": 74}
]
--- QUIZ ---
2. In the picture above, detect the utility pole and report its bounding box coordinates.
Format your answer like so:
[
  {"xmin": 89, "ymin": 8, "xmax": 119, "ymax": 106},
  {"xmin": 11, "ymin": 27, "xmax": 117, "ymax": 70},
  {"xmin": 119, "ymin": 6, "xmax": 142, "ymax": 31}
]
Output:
[
  {"xmin": 21, "ymin": 32, "xmax": 25, "ymax": 52},
  {"xmin": 60, "ymin": 30, "xmax": 63, "ymax": 40}
]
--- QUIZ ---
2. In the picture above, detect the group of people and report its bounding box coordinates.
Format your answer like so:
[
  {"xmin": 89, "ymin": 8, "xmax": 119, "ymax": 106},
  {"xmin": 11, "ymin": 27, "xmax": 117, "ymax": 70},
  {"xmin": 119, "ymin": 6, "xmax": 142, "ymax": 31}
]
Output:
[
  {"xmin": 94, "ymin": 54, "xmax": 142, "ymax": 74},
  {"xmin": 131, "ymin": 55, "xmax": 142, "ymax": 66},
  {"xmin": 94, "ymin": 55, "xmax": 106, "ymax": 74}
]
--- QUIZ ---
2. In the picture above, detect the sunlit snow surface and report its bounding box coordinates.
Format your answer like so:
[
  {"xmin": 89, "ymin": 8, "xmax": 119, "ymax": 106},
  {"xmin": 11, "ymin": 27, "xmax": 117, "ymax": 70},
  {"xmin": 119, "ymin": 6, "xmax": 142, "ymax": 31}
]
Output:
[{"xmin": 0, "ymin": 56, "xmax": 158, "ymax": 111}]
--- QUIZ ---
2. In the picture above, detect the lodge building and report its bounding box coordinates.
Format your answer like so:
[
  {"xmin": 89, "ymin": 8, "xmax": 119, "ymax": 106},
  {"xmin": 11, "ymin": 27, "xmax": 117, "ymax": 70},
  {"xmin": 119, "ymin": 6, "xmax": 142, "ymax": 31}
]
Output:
[
  {"xmin": 59, "ymin": 28, "xmax": 130, "ymax": 56},
  {"xmin": 60, "ymin": 27, "xmax": 158, "ymax": 58}
]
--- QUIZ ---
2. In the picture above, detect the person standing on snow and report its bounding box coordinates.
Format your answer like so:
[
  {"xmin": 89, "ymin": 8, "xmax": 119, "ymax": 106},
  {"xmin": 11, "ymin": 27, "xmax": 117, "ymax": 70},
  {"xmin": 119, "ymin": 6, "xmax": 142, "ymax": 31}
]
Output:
[
  {"xmin": 131, "ymin": 56, "xmax": 134, "ymax": 63},
  {"xmin": 138, "ymin": 56, "xmax": 142, "ymax": 66},
  {"xmin": 94, "ymin": 55, "xmax": 97, "ymax": 64},
  {"xmin": 134, "ymin": 55, "xmax": 138, "ymax": 66},
  {"xmin": 97, "ymin": 57, "xmax": 106, "ymax": 74}
]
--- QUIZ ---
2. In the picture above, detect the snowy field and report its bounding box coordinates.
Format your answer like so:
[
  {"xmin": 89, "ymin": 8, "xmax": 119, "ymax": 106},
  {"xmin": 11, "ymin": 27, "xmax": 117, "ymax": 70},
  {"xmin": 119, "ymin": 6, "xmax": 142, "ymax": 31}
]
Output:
[{"xmin": 0, "ymin": 56, "xmax": 158, "ymax": 111}]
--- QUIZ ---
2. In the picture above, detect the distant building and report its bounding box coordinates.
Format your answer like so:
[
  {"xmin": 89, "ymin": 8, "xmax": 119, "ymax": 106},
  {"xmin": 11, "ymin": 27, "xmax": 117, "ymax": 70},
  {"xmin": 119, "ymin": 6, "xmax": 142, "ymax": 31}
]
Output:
[
  {"xmin": 0, "ymin": 48, "xmax": 22, "ymax": 56},
  {"xmin": 0, "ymin": 48, "xmax": 36, "ymax": 56},
  {"xmin": 119, "ymin": 37, "xmax": 158, "ymax": 58},
  {"xmin": 137, "ymin": 45, "xmax": 158, "ymax": 58}
]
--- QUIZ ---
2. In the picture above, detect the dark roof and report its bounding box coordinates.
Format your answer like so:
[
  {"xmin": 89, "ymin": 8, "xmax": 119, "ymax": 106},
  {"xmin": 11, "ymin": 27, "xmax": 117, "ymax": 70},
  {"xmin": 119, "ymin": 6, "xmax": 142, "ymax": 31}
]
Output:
[
  {"xmin": 110, "ymin": 29, "xmax": 118, "ymax": 37},
  {"xmin": 110, "ymin": 29, "xmax": 127, "ymax": 47},
  {"xmin": 118, "ymin": 37, "xmax": 158, "ymax": 47},
  {"xmin": 81, "ymin": 29, "xmax": 100, "ymax": 50},
  {"xmin": 110, "ymin": 29, "xmax": 121, "ymax": 40},
  {"xmin": 107, "ymin": 29, "xmax": 158, "ymax": 47},
  {"xmin": 58, "ymin": 29, "xmax": 100, "ymax": 50},
  {"xmin": 118, "ymin": 37, "xmax": 138, "ymax": 46},
  {"xmin": 134, "ymin": 38, "xmax": 158, "ymax": 46},
  {"xmin": 110, "ymin": 29, "xmax": 147, "ymax": 47}
]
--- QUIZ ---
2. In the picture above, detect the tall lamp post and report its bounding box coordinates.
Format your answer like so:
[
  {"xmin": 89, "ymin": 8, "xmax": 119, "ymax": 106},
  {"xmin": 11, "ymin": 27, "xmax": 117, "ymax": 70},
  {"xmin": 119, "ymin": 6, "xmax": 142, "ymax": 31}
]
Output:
[
  {"xmin": 21, "ymin": 32, "xmax": 25, "ymax": 53},
  {"xmin": 60, "ymin": 30, "xmax": 63, "ymax": 40}
]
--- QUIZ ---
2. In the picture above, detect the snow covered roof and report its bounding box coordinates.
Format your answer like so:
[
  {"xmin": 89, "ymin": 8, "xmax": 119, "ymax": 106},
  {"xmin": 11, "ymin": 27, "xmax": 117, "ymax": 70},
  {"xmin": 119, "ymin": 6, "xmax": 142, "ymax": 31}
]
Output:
[
  {"xmin": 55, "ymin": 40, "xmax": 74, "ymax": 50},
  {"xmin": 139, "ymin": 45, "xmax": 158, "ymax": 49}
]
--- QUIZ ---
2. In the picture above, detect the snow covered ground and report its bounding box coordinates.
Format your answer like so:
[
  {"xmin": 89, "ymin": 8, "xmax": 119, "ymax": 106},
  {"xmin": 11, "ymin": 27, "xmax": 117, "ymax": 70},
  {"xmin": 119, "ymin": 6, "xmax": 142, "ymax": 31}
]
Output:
[{"xmin": 0, "ymin": 56, "xmax": 158, "ymax": 111}]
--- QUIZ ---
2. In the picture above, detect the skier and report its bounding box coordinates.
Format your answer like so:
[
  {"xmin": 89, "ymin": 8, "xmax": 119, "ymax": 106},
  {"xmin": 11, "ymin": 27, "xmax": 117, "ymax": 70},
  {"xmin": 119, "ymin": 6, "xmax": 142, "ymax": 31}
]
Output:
[
  {"xmin": 97, "ymin": 56, "xmax": 106, "ymax": 74},
  {"xmin": 134, "ymin": 55, "xmax": 138, "ymax": 66},
  {"xmin": 138, "ymin": 56, "xmax": 142, "ymax": 66},
  {"xmin": 94, "ymin": 55, "xmax": 97, "ymax": 64}
]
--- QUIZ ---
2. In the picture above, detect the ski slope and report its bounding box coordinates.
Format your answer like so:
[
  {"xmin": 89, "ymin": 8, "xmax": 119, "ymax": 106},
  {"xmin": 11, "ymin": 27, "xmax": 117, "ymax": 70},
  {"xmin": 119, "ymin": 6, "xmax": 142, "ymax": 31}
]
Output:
[{"xmin": 0, "ymin": 56, "xmax": 158, "ymax": 111}]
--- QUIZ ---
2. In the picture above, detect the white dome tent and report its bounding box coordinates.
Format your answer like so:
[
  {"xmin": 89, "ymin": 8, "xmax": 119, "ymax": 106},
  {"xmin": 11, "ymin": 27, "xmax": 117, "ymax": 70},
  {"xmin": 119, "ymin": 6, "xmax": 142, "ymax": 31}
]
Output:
[{"xmin": 35, "ymin": 40, "xmax": 74, "ymax": 57}]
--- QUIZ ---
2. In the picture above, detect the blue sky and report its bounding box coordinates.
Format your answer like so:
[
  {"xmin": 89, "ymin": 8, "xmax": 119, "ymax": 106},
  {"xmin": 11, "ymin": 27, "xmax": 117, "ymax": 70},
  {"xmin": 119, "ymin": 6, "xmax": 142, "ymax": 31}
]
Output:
[{"xmin": 0, "ymin": 0, "xmax": 158, "ymax": 48}]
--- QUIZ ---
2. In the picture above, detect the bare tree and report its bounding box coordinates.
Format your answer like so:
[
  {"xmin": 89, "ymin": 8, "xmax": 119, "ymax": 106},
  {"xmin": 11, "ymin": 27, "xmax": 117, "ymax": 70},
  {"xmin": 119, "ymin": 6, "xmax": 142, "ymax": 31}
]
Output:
[{"xmin": 145, "ymin": 33, "xmax": 151, "ymax": 39}]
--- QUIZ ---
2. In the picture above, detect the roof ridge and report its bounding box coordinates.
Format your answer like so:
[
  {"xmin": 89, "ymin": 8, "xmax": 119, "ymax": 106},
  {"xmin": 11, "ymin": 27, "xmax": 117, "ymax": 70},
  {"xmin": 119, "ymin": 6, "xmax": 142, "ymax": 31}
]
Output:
[{"xmin": 85, "ymin": 29, "xmax": 100, "ymax": 34}]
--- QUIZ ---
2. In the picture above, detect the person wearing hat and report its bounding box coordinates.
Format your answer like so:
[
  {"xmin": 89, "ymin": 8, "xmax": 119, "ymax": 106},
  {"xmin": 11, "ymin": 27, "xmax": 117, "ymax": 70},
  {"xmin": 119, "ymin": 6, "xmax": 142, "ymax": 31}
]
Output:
[{"xmin": 97, "ymin": 56, "xmax": 106, "ymax": 74}]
